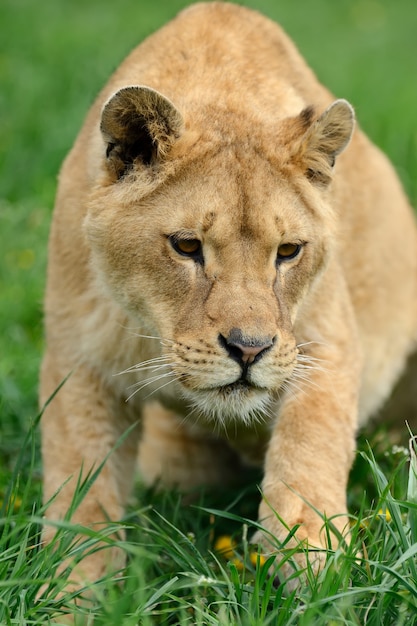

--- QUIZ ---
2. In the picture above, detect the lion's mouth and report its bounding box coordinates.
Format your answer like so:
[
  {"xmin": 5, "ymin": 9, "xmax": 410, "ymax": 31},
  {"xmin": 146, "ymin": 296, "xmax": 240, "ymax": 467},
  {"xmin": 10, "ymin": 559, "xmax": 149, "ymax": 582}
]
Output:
[
  {"xmin": 217, "ymin": 380, "xmax": 254, "ymax": 395},
  {"xmin": 184, "ymin": 380, "xmax": 272, "ymax": 425},
  {"xmin": 198, "ymin": 376, "xmax": 263, "ymax": 396}
]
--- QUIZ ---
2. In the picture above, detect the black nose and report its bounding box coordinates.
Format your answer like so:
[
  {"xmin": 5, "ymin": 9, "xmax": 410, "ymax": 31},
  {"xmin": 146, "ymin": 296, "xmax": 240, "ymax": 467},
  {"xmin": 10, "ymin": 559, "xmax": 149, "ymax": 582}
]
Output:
[{"xmin": 219, "ymin": 329, "xmax": 274, "ymax": 366}]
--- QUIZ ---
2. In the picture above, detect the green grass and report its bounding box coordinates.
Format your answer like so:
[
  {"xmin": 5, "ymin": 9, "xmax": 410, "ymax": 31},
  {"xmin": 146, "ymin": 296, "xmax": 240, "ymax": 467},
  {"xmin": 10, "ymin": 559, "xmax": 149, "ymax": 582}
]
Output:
[
  {"xmin": 3, "ymin": 424, "xmax": 417, "ymax": 624},
  {"xmin": 1, "ymin": 0, "xmax": 417, "ymax": 623}
]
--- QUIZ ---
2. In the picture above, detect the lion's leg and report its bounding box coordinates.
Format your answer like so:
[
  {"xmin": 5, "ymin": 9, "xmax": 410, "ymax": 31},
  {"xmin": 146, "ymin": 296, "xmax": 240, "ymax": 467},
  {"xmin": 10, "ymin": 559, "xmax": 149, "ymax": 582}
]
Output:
[
  {"xmin": 258, "ymin": 379, "xmax": 356, "ymax": 555},
  {"xmin": 40, "ymin": 353, "xmax": 141, "ymax": 585},
  {"xmin": 138, "ymin": 401, "xmax": 243, "ymax": 490},
  {"xmin": 254, "ymin": 377, "xmax": 358, "ymax": 587},
  {"xmin": 255, "ymin": 293, "xmax": 361, "ymax": 579}
]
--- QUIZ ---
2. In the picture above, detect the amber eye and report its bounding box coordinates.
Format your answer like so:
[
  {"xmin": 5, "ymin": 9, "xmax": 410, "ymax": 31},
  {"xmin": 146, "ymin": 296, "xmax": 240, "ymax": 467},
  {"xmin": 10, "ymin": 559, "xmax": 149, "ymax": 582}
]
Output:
[
  {"xmin": 170, "ymin": 236, "xmax": 203, "ymax": 262},
  {"xmin": 277, "ymin": 242, "xmax": 302, "ymax": 263}
]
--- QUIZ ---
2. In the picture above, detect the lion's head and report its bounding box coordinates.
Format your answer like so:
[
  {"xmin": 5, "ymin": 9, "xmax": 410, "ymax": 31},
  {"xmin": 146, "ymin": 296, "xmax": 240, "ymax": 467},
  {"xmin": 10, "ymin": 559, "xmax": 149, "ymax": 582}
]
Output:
[{"xmin": 85, "ymin": 86, "xmax": 354, "ymax": 424}]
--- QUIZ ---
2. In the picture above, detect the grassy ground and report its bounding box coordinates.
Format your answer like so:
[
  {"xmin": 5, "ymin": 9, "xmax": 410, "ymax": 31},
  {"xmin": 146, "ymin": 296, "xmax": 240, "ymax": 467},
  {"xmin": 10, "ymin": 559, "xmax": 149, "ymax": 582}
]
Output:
[{"xmin": 1, "ymin": 0, "xmax": 417, "ymax": 623}]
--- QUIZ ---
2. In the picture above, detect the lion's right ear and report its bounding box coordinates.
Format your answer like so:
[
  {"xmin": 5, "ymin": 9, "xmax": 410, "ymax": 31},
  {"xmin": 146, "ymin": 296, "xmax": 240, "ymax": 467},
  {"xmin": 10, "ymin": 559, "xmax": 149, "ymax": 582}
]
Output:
[
  {"xmin": 100, "ymin": 86, "xmax": 184, "ymax": 179},
  {"xmin": 290, "ymin": 99, "xmax": 355, "ymax": 187}
]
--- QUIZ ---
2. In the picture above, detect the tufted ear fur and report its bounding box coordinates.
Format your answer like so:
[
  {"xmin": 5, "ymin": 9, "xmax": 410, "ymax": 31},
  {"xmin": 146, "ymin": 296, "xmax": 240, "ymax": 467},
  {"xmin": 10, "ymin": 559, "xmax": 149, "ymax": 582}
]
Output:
[
  {"xmin": 100, "ymin": 86, "xmax": 184, "ymax": 179},
  {"xmin": 292, "ymin": 99, "xmax": 355, "ymax": 187}
]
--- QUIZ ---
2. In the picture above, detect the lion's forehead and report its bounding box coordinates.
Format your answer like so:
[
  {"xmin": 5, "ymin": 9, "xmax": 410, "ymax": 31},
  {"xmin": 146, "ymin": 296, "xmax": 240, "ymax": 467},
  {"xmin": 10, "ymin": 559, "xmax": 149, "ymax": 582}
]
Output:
[{"xmin": 157, "ymin": 147, "xmax": 320, "ymax": 243}]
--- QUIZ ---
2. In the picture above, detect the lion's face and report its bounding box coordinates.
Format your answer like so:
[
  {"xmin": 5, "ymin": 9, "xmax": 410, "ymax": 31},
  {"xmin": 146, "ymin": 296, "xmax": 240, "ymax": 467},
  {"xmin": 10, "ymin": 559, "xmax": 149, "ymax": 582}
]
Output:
[{"xmin": 85, "ymin": 87, "xmax": 353, "ymax": 423}]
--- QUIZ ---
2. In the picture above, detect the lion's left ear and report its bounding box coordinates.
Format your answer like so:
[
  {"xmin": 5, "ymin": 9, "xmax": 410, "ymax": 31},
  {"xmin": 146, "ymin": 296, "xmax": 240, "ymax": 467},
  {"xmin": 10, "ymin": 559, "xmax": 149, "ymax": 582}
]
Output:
[
  {"xmin": 100, "ymin": 85, "xmax": 183, "ymax": 179},
  {"xmin": 292, "ymin": 99, "xmax": 355, "ymax": 186}
]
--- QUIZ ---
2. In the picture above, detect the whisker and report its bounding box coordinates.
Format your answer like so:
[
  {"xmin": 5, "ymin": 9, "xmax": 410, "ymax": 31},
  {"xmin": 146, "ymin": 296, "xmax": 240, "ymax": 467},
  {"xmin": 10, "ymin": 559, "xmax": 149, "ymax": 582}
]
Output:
[
  {"xmin": 116, "ymin": 357, "xmax": 171, "ymax": 376},
  {"xmin": 129, "ymin": 332, "xmax": 176, "ymax": 351},
  {"xmin": 295, "ymin": 362, "xmax": 330, "ymax": 375},
  {"xmin": 296, "ymin": 353, "xmax": 328, "ymax": 364},
  {"xmin": 125, "ymin": 372, "xmax": 175, "ymax": 401},
  {"xmin": 115, "ymin": 324, "xmax": 178, "ymax": 351},
  {"xmin": 116, "ymin": 326, "xmax": 174, "ymax": 344},
  {"xmin": 296, "ymin": 346, "xmax": 332, "ymax": 376},
  {"xmin": 296, "ymin": 340, "xmax": 328, "ymax": 350},
  {"xmin": 126, "ymin": 363, "xmax": 172, "ymax": 374},
  {"xmin": 130, "ymin": 333, "xmax": 166, "ymax": 341},
  {"xmin": 143, "ymin": 376, "xmax": 178, "ymax": 400},
  {"xmin": 117, "ymin": 351, "xmax": 227, "ymax": 379},
  {"xmin": 290, "ymin": 370, "xmax": 326, "ymax": 394},
  {"xmin": 126, "ymin": 371, "xmax": 174, "ymax": 392},
  {"xmin": 279, "ymin": 378, "xmax": 308, "ymax": 400},
  {"xmin": 296, "ymin": 355, "xmax": 329, "ymax": 369}
]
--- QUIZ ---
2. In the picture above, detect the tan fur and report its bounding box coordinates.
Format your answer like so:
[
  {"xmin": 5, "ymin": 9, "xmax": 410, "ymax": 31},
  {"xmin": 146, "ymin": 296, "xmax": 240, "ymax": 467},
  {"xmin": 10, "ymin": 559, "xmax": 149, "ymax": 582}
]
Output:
[{"xmin": 40, "ymin": 2, "xmax": 417, "ymax": 587}]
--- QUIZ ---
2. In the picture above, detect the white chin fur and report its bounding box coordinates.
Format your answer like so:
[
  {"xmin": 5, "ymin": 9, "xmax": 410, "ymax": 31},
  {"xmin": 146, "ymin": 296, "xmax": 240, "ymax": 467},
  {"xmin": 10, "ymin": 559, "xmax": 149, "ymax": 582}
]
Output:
[{"xmin": 181, "ymin": 386, "xmax": 273, "ymax": 428}]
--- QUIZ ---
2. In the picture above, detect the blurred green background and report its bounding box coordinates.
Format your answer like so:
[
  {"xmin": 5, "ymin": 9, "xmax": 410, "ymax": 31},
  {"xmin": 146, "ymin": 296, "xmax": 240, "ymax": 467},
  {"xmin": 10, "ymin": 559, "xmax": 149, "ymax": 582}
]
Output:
[{"xmin": 1, "ymin": 0, "xmax": 416, "ymax": 476}]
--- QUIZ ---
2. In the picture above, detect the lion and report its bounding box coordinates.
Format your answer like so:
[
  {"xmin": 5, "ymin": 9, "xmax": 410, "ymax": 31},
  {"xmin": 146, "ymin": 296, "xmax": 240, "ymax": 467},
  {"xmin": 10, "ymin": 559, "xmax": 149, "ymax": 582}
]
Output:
[{"xmin": 40, "ymin": 1, "xmax": 417, "ymax": 590}]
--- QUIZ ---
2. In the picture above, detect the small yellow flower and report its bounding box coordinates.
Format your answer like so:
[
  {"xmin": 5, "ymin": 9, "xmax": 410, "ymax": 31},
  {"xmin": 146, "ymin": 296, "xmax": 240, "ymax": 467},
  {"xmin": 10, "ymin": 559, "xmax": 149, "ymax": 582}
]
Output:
[
  {"xmin": 0, "ymin": 495, "xmax": 22, "ymax": 513},
  {"xmin": 214, "ymin": 535, "xmax": 267, "ymax": 569},
  {"xmin": 214, "ymin": 535, "xmax": 236, "ymax": 559},
  {"xmin": 377, "ymin": 508, "xmax": 392, "ymax": 522},
  {"xmin": 249, "ymin": 551, "xmax": 266, "ymax": 568},
  {"xmin": 230, "ymin": 556, "xmax": 245, "ymax": 571}
]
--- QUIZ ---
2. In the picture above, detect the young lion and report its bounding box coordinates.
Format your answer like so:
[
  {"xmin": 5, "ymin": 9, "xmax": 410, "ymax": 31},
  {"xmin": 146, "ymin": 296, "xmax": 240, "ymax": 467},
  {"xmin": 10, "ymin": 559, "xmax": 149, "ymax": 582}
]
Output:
[{"xmin": 40, "ymin": 2, "xmax": 417, "ymax": 587}]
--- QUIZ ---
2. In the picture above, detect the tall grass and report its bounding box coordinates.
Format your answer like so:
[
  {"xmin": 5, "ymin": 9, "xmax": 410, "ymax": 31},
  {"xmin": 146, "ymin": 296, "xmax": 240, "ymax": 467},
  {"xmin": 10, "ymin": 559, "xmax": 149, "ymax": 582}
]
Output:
[{"xmin": 1, "ymin": 415, "xmax": 416, "ymax": 624}]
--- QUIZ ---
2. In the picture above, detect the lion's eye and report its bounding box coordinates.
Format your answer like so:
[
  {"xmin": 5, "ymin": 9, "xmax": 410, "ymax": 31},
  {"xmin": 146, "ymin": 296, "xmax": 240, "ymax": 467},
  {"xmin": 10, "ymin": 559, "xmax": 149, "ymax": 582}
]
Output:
[
  {"xmin": 277, "ymin": 242, "xmax": 302, "ymax": 263},
  {"xmin": 170, "ymin": 236, "xmax": 203, "ymax": 262}
]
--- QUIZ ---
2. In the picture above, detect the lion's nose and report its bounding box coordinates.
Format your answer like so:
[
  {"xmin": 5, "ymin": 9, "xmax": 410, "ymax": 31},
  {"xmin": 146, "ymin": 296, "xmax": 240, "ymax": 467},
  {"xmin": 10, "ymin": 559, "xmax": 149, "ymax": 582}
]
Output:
[{"xmin": 219, "ymin": 329, "xmax": 275, "ymax": 366}]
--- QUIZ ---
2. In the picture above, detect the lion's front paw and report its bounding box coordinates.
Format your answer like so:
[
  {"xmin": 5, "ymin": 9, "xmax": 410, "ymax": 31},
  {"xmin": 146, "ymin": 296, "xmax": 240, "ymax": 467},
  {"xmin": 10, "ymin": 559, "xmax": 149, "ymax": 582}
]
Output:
[
  {"xmin": 251, "ymin": 529, "xmax": 326, "ymax": 590},
  {"xmin": 252, "ymin": 506, "xmax": 349, "ymax": 589}
]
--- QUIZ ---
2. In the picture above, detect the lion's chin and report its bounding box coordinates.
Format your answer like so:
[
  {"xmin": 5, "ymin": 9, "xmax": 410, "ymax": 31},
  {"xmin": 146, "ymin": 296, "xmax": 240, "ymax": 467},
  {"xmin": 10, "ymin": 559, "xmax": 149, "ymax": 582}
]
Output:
[{"xmin": 181, "ymin": 383, "xmax": 273, "ymax": 427}]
